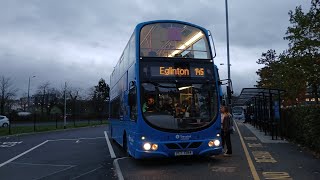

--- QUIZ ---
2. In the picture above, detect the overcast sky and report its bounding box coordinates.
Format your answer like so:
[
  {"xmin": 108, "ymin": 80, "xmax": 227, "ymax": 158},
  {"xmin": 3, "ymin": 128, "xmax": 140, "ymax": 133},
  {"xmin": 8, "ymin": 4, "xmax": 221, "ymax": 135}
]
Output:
[{"xmin": 0, "ymin": 0, "xmax": 311, "ymax": 97}]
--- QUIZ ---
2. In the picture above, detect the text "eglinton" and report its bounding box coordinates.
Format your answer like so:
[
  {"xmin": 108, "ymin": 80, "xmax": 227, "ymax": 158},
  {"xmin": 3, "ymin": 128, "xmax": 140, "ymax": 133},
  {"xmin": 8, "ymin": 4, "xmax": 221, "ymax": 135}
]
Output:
[{"xmin": 160, "ymin": 67, "xmax": 189, "ymax": 76}]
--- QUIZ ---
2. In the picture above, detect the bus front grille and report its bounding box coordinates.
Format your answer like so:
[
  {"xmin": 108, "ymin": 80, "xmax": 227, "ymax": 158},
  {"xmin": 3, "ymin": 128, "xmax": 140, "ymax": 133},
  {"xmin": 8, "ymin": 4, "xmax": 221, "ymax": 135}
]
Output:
[
  {"xmin": 188, "ymin": 142, "xmax": 202, "ymax": 148},
  {"xmin": 179, "ymin": 143, "xmax": 189, "ymax": 148},
  {"xmin": 165, "ymin": 143, "xmax": 181, "ymax": 149},
  {"xmin": 165, "ymin": 142, "xmax": 202, "ymax": 149}
]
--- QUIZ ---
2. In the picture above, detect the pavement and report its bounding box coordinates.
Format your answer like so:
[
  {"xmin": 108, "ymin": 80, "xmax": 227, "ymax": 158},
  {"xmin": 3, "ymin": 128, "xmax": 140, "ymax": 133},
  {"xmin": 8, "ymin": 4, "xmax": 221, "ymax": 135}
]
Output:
[{"xmin": 241, "ymin": 122, "xmax": 320, "ymax": 179}]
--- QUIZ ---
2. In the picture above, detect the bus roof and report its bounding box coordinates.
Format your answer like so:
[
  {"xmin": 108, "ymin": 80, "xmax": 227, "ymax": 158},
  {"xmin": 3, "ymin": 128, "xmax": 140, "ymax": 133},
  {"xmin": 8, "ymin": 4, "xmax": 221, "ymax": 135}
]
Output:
[{"xmin": 135, "ymin": 20, "xmax": 208, "ymax": 33}]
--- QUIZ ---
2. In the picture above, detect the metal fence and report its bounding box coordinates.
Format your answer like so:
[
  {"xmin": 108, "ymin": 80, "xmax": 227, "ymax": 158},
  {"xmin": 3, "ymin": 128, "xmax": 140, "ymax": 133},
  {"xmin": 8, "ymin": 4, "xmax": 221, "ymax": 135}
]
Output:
[{"xmin": 0, "ymin": 113, "xmax": 108, "ymax": 136}]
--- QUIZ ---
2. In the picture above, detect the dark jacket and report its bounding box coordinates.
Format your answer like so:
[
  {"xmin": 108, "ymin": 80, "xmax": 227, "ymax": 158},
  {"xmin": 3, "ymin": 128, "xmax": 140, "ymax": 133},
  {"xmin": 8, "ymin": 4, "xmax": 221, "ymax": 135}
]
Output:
[{"xmin": 222, "ymin": 114, "xmax": 232, "ymax": 133}]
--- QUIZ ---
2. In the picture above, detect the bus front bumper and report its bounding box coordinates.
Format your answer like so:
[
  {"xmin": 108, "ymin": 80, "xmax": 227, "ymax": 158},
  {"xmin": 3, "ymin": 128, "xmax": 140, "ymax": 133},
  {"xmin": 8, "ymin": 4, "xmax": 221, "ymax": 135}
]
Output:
[{"xmin": 133, "ymin": 146, "xmax": 223, "ymax": 159}]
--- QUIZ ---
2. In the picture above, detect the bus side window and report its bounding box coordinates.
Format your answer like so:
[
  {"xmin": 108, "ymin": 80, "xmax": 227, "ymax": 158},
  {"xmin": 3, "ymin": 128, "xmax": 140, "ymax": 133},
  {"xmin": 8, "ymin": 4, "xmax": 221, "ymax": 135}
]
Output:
[
  {"xmin": 129, "ymin": 86, "xmax": 137, "ymax": 121},
  {"xmin": 111, "ymin": 97, "xmax": 120, "ymax": 119}
]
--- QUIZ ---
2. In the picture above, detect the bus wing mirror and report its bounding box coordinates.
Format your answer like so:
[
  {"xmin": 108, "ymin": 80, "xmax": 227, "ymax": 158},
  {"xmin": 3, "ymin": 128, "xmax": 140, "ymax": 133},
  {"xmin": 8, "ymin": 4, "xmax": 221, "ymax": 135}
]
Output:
[
  {"xmin": 129, "ymin": 81, "xmax": 135, "ymax": 87},
  {"xmin": 227, "ymin": 86, "xmax": 232, "ymax": 98},
  {"xmin": 129, "ymin": 83, "xmax": 137, "ymax": 106}
]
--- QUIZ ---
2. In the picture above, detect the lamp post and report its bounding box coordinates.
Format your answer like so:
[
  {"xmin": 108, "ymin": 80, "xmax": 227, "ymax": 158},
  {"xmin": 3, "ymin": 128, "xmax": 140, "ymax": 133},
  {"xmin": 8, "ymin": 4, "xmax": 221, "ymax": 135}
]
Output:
[
  {"xmin": 27, "ymin": 76, "xmax": 36, "ymax": 111},
  {"xmin": 225, "ymin": 0, "xmax": 232, "ymax": 106},
  {"xmin": 64, "ymin": 82, "xmax": 67, "ymax": 129}
]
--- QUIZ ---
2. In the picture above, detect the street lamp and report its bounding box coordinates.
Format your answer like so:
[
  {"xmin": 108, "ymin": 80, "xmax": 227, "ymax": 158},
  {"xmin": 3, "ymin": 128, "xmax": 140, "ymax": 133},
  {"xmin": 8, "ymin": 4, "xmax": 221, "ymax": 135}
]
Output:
[
  {"xmin": 225, "ymin": 0, "xmax": 232, "ymax": 106},
  {"xmin": 64, "ymin": 81, "xmax": 67, "ymax": 129},
  {"xmin": 27, "ymin": 75, "xmax": 36, "ymax": 111}
]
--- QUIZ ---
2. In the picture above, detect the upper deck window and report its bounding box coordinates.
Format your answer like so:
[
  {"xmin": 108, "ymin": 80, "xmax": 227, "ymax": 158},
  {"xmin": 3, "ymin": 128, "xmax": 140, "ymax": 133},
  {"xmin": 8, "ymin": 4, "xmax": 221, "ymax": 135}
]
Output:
[{"xmin": 140, "ymin": 23, "xmax": 211, "ymax": 59}]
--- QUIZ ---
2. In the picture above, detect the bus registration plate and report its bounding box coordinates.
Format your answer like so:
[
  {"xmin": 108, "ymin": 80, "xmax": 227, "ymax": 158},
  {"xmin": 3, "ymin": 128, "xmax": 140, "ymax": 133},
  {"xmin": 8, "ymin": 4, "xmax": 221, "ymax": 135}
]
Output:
[{"xmin": 174, "ymin": 151, "xmax": 193, "ymax": 156}]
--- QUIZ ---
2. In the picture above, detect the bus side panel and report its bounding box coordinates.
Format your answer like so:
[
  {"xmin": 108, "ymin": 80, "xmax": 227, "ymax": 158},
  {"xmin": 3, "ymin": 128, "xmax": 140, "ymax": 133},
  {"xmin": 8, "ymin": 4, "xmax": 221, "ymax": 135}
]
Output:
[
  {"xmin": 110, "ymin": 63, "xmax": 137, "ymax": 148},
  {"xmin": 110, "ymin": 119, "xmax": 124, "ymax": 146}
]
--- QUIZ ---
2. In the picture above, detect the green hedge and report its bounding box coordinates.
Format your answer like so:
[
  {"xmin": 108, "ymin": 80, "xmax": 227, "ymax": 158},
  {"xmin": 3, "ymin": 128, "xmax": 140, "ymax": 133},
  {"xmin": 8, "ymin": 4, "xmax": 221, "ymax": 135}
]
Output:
[{"xmin": 282, "ymin": 106, "xmax": 320, "ymax": 152}]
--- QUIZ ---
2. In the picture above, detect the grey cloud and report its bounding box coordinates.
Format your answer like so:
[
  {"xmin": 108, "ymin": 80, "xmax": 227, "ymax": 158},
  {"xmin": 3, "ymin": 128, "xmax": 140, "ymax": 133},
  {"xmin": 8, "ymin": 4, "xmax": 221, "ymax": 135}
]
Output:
[{"xmin": 0, "ymin": 0, "xmax": 312, "ymax": 97}]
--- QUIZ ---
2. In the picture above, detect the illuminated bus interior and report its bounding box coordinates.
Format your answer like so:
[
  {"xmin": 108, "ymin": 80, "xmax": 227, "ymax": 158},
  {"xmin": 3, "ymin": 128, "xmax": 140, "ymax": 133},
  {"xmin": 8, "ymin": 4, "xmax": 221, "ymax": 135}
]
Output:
[
  {"xmin": 140, "ymin": 82, "xmax": 217, "ymax": 131},
  {"xmin": 140, "ymin": 23, "xmax": 211, "ymax": 59}
]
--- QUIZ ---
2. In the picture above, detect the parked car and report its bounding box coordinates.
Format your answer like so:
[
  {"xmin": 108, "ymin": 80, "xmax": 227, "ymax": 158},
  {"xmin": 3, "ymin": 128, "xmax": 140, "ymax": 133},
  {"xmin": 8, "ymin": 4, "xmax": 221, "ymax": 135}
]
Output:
[
  {"xmin": 17, "ymin": 111, "xmax": 32, "ymax": 116},
  {"xmin": 0, "ymin": 115, "xmax": 9, "ymax": 127}
]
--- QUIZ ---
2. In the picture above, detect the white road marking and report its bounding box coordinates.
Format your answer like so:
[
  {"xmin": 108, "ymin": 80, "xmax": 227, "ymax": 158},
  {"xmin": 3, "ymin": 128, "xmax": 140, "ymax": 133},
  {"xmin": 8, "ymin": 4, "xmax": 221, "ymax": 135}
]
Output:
[
  {"xmin": 248, "ymin": 143, "xmax": 263, "ymax": 148},
  {"xmin": 48, "ymin": 137, "xmax": 105, "ymax": 142},
  {"xmin": 104, "ymin": 131, "xmax": 116, "ymax": 159},
  {"xmin": 0, "ymin": 141, "xmax": 22, "ymax": 148},
  {"xmin": 71, "ymin": 166, "xmax": 103, "ymax": 179},
  {"xmin": 113, "ymin": 157, "xmax": 129, "ymax": 180},
  {"xmin": 252, "ymin": 151, "xmax": 277, "ymax": 163},
  {"xmin": 244, "ymin": 137, "xmax": 258, "ymax": 141},
  {"xmin": 262, "ymin": 172, "xmax": 292, "ymax": 179},
  {"xmin": 0, "ymin": 140, "xmax": 48, "ymax": 168},
  {"xmin": 210, "ymin": 166, "xmax": 236, "ymax": 172},
  {"xmin": 10, "ymin": 162, "xmax": 74, "ymax": 167},
  {"xmin": 33, "ymin": 165, "xmax": 75, "ymax": 180}
]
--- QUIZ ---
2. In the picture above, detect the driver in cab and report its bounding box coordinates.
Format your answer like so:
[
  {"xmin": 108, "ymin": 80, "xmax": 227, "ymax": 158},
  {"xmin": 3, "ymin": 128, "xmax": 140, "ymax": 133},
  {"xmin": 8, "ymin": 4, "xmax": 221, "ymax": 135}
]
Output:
[{"xmin": 143, "ymin": 96, "xmax": 157, "ymax": 112}]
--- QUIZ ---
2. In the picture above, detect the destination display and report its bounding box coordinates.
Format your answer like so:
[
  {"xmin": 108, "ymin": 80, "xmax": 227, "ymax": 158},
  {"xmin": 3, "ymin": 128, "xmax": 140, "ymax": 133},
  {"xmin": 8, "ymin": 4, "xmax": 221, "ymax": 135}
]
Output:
[
  {"xmin": 159, "ymin": 66, "xmax": 204, "ymax": 76},
  {"xmin": 141, "ymin": 62, "xmax": 213, "ymax": 79}
]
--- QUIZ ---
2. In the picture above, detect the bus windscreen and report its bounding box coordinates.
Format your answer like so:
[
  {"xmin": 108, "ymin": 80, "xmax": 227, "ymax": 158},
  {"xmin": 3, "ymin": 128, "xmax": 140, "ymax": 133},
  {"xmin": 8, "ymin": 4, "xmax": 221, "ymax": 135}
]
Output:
[{"xmin": 140, "ymin": 82, "xmax": 217, "ymax": 131}]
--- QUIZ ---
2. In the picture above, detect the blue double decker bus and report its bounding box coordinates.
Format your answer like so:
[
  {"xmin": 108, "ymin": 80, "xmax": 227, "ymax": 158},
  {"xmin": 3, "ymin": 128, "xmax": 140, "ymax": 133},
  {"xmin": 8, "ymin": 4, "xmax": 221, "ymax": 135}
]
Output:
[{"xmin": 109, "ymin": 20, "xmax": 222, "ymax": 159}]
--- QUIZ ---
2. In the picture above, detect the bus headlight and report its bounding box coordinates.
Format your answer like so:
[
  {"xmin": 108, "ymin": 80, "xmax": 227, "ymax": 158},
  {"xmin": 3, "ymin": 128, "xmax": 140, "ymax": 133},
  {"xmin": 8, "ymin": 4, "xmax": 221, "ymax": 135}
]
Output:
[
  {"xmin": 143, "ymin": 143, "xmax": 158, "ymax": 151},
  {"xmin": 214, "ymin": 140, "xmax": 220, "ymax": 146},
  {"xmin": 151, "ymin": 144, "xmax": 158, "ymax": 151},
  {"xmin": 208, "ymin": 140, "xmax": 220, "ymax": 147},
  {"xmin": 143, "ymin": 143, "xmax": 151, "ymax": 151},
  {"xmin": 208, "ymin": 140, "xmax": 214, "ymax": 147}
]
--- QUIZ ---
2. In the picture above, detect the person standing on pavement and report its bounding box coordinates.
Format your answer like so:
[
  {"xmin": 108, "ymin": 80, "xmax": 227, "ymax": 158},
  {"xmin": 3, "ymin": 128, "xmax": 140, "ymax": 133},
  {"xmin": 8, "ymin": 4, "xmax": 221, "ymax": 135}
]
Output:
[
  {"xmin": 220, "ymin": 109, "xmax": 225, "ymax": 151},
  {"xmin": 221, "ymin": 106, "xmax": 232, "ymax": 156}
]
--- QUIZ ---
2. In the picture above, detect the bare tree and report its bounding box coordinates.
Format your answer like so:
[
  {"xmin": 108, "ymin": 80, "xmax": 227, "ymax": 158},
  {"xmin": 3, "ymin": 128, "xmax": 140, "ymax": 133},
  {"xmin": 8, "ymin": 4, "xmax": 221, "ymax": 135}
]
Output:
[
  {"xmin": 19, "ymin": 93, "xmax": 28, "ymax": 111},
  {"xmin": 46, "ymin": 87, "xmax": 62, "ymax": 115},
  {"xmin": 68, "ymin": 87, "xmax": 81, "ymax": 117},
  {"xmin": 37, "ymin": 82, "xmax": 50, "ymax": 115},
  {"xmin": 0, "ymin": 76, "xmax": 18, "ymax": 114}
]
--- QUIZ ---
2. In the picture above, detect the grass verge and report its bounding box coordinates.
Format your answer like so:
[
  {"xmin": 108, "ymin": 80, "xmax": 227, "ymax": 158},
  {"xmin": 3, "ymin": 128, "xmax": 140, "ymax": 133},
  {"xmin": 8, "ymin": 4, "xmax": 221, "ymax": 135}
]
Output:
[{"xmin": 0, "ymin": 120, "xmax": 108, "ymax": 137}]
